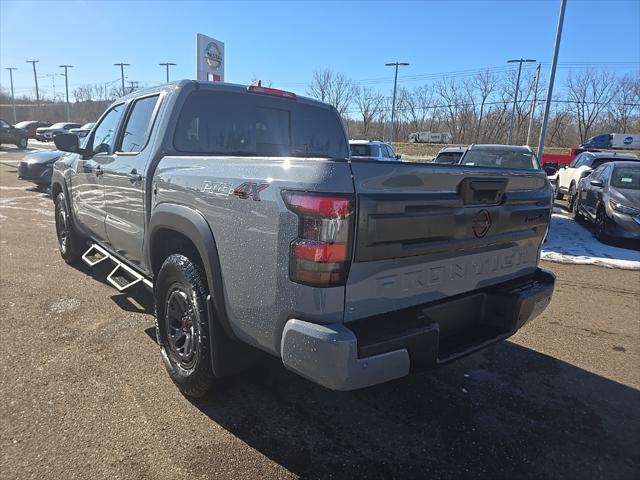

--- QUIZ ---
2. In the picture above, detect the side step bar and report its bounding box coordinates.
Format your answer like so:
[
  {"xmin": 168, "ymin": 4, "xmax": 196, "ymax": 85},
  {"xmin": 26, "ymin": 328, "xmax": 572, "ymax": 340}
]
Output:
[{"xmin": 82, "ymin": 244, "xmax": 153, "ymax": 291}]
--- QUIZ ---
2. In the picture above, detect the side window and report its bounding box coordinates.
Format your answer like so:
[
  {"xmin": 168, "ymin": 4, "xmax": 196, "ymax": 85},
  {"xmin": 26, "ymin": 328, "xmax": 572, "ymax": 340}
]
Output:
[
  {"xmin": 568, "ymin": 154, "xmax": 581, "ymax": 168},
  {"xmin": 600, "ymin": 164, "xmax": 612, "ymax": 182},
  {"xmin": 119, "ymin": 95, "xmax": 160, "ymax": 153},
  {"xmin": 590, "ymin": 165, "xmax": 604, "ymax": 181},
  {"xmin": 383, "ymin": 145, "xmax": 393, "ymax": 158},
  {"xmin": 89, "ymin": 104, "xmax": 125, "ymax": 156},
  {"xmin": 388, "ymin": 145, "xmax": 397, "ymax": 158}
]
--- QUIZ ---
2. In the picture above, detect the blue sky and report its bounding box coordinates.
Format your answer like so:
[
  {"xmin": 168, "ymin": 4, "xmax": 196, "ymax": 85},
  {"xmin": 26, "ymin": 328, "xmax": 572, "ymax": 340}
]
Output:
[{"xmin": 1, "ymin": 0, "xmax": 638, "ymax": 99}]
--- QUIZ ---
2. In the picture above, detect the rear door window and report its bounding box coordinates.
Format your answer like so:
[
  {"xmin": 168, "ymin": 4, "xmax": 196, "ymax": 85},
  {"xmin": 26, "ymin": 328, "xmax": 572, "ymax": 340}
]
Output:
[{"xmin": 174, "ymin": 90, "xmax": 348, "ymax": 159}]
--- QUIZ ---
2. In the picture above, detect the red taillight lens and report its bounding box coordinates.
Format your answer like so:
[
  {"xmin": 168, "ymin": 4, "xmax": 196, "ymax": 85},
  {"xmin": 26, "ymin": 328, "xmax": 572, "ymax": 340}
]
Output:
[{"xmin": 283, "ymin": 191, "xmax": 353, "ymax": 287}]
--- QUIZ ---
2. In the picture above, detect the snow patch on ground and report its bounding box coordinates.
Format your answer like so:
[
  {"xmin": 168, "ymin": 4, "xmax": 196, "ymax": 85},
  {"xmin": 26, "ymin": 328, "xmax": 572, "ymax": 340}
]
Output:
[{"xmin": 542, "ymin": 213, "xmax": 640, "ymax": 270}]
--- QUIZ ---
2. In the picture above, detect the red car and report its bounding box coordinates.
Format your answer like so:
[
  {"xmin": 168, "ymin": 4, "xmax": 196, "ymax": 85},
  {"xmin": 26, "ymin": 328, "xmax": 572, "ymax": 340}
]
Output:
[{"xmin": 14, "ymin": 121, "xmax": 51, "ymax": 139}]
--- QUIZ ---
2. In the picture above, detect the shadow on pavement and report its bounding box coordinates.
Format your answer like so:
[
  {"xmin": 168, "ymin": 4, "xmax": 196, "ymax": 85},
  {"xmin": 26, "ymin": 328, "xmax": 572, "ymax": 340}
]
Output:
[{"xmin": 187, "ymin": 342, "xmax": 639, "ymax": 479}]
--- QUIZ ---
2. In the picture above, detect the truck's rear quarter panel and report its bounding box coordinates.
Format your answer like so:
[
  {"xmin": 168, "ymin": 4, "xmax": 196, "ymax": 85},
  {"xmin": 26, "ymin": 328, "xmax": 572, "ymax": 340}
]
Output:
[{"xmin": 153, "ymin": 156, "xmax": 354, "ymax": 355}]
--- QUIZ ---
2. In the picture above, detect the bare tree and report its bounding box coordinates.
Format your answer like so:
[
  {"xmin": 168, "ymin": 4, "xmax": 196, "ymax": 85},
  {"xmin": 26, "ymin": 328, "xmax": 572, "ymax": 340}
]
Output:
[
  {"xmin": 307, "ymin": 69, "xmax": 355, "ymax": 116},
  {"xmin": 608, "ymin": 73, "xmax": 640, "ymax": 133},
  {"xmin": 565, "ymin": 69, "xmax": 618, "ymax": 142},
  {"xmin": 354, "ymin": 86, "xmax": 383, "ymax": 138}
]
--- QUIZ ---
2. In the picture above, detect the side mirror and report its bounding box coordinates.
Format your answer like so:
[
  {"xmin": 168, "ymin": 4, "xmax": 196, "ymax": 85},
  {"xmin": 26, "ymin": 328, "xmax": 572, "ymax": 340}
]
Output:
[
  {"xmin": 54, "ymin": 133, "xmax": 80, "ymax": 153},
  {"xmin": 590, "ymin": 179, "xmax": 604, "ymax": 188},
  {"xmin": 395, "ymin": 154, "xmax": 402, "ymax": 160}
]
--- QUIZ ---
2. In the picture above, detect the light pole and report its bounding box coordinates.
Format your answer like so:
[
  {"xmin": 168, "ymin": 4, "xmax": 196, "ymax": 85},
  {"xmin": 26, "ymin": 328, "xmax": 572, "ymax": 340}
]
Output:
[
  {"xmin": 159, "ymin": 62, "xmax": 176, "ymax": 83},
  {"xmin": 26, "ymin": 59, "xmax": 40, "ymax": 106},
  {"xmin": 506, "ymin": 58, "xmax": 536, "ymax": 144},
  {"xmin": 538, "ymin": 0, "xmax": 568, "ymax": 161},
  {"xmin": 4, "ymin": 67, "xmax": 17, "ymax": 124},
  {"xmin": 385, "ymin": 62, "xmax": 409, "ymax": 142},
  {"xmin": 526, "ymin": 63, "xmax": 541, "ymax": 146},
  {"xmin": 59, "ymin": 65, "xmax": 73, "ymax": 121},
  {"xmin": 114, "ymin": 63, "xmax": 130, "ymax": 97}
]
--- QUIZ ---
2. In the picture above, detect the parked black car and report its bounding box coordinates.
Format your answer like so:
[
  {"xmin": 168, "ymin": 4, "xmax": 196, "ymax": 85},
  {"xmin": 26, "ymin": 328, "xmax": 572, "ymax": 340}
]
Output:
[
  {"xmin": 0, "ymin": 118, "xmax": 29, "ymax": 149},
  {"xmin": 18, "ymin": 149, "xmax": 64, "ymax": 189},
  {"xmin": 574, "ymin": 161, "xmax": 640, "ymax": 242}
]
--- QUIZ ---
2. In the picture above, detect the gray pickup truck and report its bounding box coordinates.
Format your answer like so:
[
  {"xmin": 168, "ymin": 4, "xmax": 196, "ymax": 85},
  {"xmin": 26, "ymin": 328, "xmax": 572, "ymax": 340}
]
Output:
[{"xmin": 51, "ymin": 80, "xmax": 555, "ymax": 397}]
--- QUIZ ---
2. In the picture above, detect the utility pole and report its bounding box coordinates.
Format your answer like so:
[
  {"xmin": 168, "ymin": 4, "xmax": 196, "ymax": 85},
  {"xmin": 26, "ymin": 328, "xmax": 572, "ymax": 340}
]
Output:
[
  {"xmin": 59, "ymin": 65, "xmax": 73, "ymax": 121},
  {"xmin": 538, "ymin": 0, "xmax": 567, "ymax": 161},
  {"xmin": 526, "ymin": 64, "xmax": 541, "ymax": 146},
  {"xmin": 26, "ymin": 59, "xmax": 40, "ymax": 106},
  {"xmin": 114, "ymin": 62, "xmax": 130, "ymax": 97},
  {"xmin": 385, "ymin": 62, "xmax": 409, "ymax": 142},
  {"xmin": 4, "ymin": 67, "xmax": 17, "ymax": 124},
  {"xmin": 159, "ymin": 62, "xmax": 176, "ymax": 83},
  {"xmin": 506, "ymin": 58, "xmax": 536, "ymax": 144}
]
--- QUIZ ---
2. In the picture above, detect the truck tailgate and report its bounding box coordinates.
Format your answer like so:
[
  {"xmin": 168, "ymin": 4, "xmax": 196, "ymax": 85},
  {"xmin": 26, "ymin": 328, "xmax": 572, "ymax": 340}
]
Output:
[{"xmin": 345, "ymin": 162, "xmax": 551, "ymax": 322}]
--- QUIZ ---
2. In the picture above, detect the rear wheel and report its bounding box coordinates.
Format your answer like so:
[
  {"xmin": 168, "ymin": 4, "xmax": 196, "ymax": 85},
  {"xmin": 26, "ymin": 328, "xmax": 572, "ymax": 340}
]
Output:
[
  {"xmin": 155, "ymin": 254, "xmax": 216, "ymax": 398},
  {"xmin": 54, "ymin": 192, "xmax": 84, "ymax": 263},
  {"xmin": 554, "ymin": 181, "xmax": 564, "ymax": 200}
]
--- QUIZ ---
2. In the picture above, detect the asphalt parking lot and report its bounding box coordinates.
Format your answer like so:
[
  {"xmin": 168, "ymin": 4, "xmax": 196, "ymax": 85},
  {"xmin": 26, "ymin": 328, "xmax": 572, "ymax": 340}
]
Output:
[{"xmin": 1, "ymin": 146, "xmax": 639, "ymax": 479}]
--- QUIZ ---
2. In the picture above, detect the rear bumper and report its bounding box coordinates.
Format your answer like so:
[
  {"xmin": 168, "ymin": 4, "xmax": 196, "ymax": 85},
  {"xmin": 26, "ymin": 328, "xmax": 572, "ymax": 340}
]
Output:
[{"xmin": 281, "ymin": 268, "xmax": 555, "ymax": 391}]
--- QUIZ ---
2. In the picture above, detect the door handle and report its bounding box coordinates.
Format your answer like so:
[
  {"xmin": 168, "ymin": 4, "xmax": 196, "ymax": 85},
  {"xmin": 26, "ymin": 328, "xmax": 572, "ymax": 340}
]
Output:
[
  {"xmin": 95, "ymin": 165, "xmax": 103, "ymax": 177},
  {"xmin": 128, "ymin": 169, "xmax": 142, "ymax": 183}
]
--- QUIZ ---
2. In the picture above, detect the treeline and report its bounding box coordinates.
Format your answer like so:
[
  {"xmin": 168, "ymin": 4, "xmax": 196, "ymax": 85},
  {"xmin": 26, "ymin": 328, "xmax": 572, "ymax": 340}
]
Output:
[{"xmin": 307, "ymin": 68, "xmax": 640, "ymax": 147}]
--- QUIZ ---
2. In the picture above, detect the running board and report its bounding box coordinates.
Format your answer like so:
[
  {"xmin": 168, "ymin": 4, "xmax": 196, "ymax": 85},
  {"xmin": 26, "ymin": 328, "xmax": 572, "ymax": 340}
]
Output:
[{"xmin": 81, "ymin": 243, "xmax": 153, "ymax": 291}]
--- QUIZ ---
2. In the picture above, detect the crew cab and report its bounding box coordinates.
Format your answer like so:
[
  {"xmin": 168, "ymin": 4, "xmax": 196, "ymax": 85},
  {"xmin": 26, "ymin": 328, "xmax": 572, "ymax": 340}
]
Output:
[
  {"xmin": 0, "ymin": 118, "xmax": 28, "ymax": 149},
  {"xmin": 555, "ymin": 151, "xmax": 640, "ymax": 210},
  {"xmin": 51, "ymin": 81, "xmax": 555, "ymax": 397}
]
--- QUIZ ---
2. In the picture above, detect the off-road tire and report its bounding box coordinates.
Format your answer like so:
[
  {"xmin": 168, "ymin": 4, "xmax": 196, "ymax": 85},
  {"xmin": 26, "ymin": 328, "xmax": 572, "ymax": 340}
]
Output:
[
  {"xmin": 54, "ymin": 192, "xmax": 84, "ymax": 264},
  {"xmin": 155, "ymin": 254, "xmax": 216, "ymax": 398}
]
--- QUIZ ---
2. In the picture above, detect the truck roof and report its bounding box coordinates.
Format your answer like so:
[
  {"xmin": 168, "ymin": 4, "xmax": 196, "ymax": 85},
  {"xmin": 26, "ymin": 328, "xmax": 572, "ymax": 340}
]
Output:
[{"xmin": 117, "ymin": 80, "xmax": 331, "ymax": 110}]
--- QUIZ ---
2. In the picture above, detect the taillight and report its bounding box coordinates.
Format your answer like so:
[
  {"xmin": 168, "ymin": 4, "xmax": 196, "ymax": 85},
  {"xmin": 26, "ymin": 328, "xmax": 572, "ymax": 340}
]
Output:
[{"xmin": 283, "ymin": 191, "xmax": 354, "ymax": 287}]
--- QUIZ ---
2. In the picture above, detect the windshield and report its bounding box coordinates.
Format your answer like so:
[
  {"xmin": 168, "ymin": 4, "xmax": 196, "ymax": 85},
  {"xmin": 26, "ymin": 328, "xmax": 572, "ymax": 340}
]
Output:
[
  {"xmin": 15, "ymin": 121, "xmax": 33, "ymax": 128},
  {"xmin": 350, "ymin": 144, "xmax": 380, "ymax": 157},
  {"xmin": 611, "ymin": 166, "xmax": 640, "ymax": 190},
  {"xmin": 434, "ymin": 152, "xmax": 463, "ymax": 164},
  {"xmin": 50, "ymin": 122, "xmax": 68, "ymax": 129},
  {"xmin": 460, "ymin": 149, "xmax": 540, "ymax": 170},
  {"xmin": 174, "ymin": 90, "xmax": 349, "ymax": 159}
]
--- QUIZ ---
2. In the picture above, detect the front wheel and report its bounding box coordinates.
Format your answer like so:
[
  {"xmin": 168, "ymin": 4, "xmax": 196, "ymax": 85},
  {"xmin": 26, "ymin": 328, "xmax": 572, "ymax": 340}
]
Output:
[
  {"xmin": 155, "ymin": 254, "xmax": 216, "ymax": 398},
  {"xmin": 573, "ymin": 194, "xmax": 586, "ymax": 222},
  {"xmin": 595, "ymin": 207, "xmax": 609, "ymax": 243},
  {"xmin": 54, "ymin": 192, "xmax": 84, "ymax": 263},
  {"xmin": 567, "ymin": 184, "xmax": 577, "ymax": 212},
  {"xmin": 17, "ymin": 137, "xmax": 27, "ymax": 150}
]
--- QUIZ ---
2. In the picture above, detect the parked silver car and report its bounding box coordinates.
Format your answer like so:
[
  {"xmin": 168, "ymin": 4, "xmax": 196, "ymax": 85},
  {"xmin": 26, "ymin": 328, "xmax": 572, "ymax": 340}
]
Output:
[
  {"xmin": 349, "ymin": 140, "xmax": 401, "ymax": 161},
  {"xmin": 433, "ymin": 146, "xmax": 466, "ymax": 164}
]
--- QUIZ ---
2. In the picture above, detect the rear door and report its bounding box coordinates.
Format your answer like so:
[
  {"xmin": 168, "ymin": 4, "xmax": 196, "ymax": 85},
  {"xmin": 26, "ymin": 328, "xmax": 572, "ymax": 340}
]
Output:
[
  {"xmin": 344, "ymin": 162, "xmax": 551, "ymax": 321},
  {"xmin": 103, "ymin": 94, "xmax": 161, "ymax": 266}
]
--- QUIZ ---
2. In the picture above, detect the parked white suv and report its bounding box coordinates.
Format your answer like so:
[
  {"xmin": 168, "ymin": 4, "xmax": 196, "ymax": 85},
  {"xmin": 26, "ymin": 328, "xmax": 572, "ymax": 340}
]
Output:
[{"xmin": 555, "ymin": 151, "xmax": 640, "ymax": 210}]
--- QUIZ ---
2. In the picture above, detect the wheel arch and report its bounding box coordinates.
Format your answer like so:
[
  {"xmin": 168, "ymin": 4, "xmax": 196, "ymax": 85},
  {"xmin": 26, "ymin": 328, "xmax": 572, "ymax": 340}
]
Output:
[{"xmin": 147, "ymin": 203, "xmax": 261, "ymax": 377}]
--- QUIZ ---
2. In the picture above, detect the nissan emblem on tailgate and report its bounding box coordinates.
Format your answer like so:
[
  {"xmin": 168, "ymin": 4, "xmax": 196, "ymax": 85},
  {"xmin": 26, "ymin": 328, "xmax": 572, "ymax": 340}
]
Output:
[{"xmin": 472, "ymin": 210, "xmax": 492, "ymax": 238}]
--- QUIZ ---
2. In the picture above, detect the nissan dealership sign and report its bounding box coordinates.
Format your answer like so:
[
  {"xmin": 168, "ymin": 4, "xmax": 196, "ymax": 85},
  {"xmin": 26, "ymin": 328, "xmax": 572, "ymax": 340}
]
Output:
[{"xmin": 196, "ymin": 33, "xmax": 224, "ymax": 82}]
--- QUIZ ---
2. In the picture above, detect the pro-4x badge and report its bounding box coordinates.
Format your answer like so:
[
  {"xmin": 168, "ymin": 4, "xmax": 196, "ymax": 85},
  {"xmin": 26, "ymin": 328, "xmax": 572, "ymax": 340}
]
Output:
[{"xmin": 232, "ymin": 182, "xmax": 269, "ymax": 201}]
